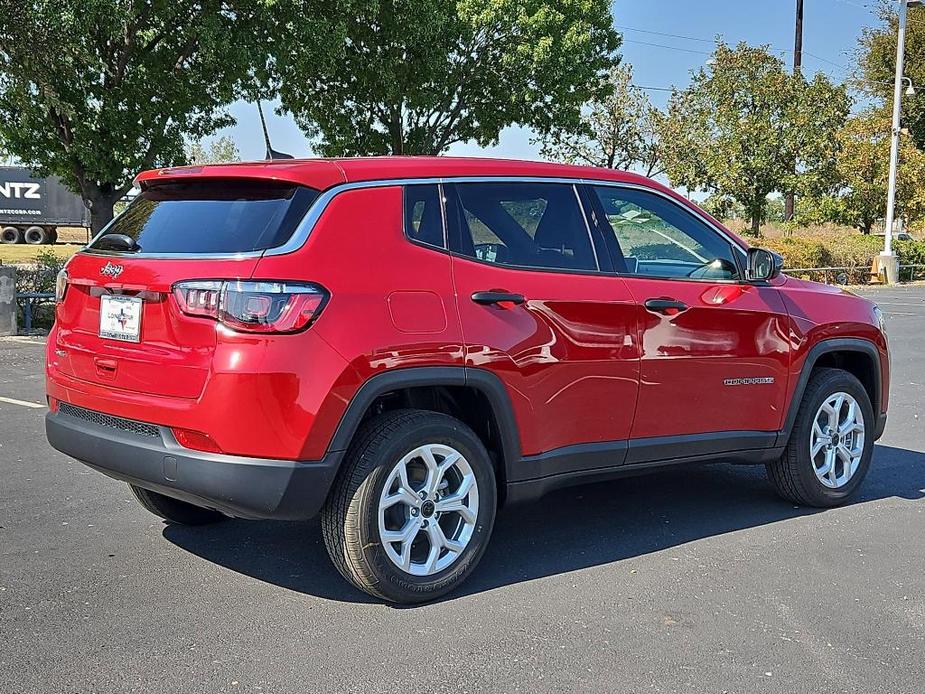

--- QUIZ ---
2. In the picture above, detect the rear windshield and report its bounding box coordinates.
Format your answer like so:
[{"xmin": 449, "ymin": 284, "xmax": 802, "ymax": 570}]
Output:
[{"xmin": 90, "ymin": 180, "xmax": 318, "ymax": 254}]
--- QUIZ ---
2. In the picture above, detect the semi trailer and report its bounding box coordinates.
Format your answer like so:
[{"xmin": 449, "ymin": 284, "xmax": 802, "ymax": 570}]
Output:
[{"xmin": 0, "ymin": 167, "xmax": 89, "ymax": 245}]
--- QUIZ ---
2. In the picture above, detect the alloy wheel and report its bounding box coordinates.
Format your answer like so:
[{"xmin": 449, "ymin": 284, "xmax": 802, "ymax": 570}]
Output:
[
  {"xmin": 377, "ymin": 443, "xmax": 479, "ymax": 576},
  {"xmin": 810, "ymin": 392, "xmax": 865, "ymax": 489}
]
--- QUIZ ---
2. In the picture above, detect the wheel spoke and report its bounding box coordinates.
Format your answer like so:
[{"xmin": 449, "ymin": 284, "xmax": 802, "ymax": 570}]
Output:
[
  {"xmin": 436, "ymin": 498, "xmax": 476, "ymax": 524},
  {"xmin": 811, "ymin": 438, "xmax": 826, "ymax": 458},
  {"xmin": 821, "ymin": 402, "xmax": 838, "ymax": 428},
  {"xmin": 381, "ymin": 487, "xmax": 419, "ymax": 509},
  {"xmin": 423, "ymin": 535, "xmax": 441, "ymax": 574},
  {"xmin": 419, "ymin": 446, "xmax": 440, "ymax": 495},
  {"xmin": 826, "ymin": 448, "xmax": 838, "ymax": 485},
  {"xmin": 831, "ymin": 394, "xmax": 846, "ymax": 425},
  {"xmin": 427, "ymin": 520, "xmax": 466, "ymax": 555},
  {"xmin": 381, "ymin": 518, "xmax": 421, "ymax": 546},
  {"xmin": 839, "ymin": 400, "xmax": 857, "ymax": 432},
  {"xmin": 396, "ymin": 462, "xmax": 416, "ymax": 497}
]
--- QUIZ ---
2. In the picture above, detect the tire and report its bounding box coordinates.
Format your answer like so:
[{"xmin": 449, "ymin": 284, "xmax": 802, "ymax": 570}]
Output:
[
  {"xmin": 766, "ymin": 368, "xmax": 875, "ymax": 507},
  {"xmin": 23, "ymin": 225, "xmax": 49, "ymax": 245},
  {"xmin": 128, "ymin": 484, "xmax": 226, "ymax": 525},
  {"xmin": 1, "ymin": 226, "xmax": 21, "ymax": 244},
  {"xmin": 48, "ymin": 228, "xmax": 58, "ymax": 244},
  {"xmin": 322, "ymin": 409, "xmax": 497, "ymax": 604}
]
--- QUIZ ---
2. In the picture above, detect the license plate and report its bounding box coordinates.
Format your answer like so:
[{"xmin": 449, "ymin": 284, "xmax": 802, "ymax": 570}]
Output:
[{"xmin": 99, "ymin": 295, "xmax": 142, "ymax": 342}]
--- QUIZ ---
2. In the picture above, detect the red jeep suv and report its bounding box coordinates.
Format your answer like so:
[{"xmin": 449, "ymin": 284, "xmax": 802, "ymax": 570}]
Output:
[{"xmin": 45, "ymin": 157, "xmax": 890, "ymax": 603}]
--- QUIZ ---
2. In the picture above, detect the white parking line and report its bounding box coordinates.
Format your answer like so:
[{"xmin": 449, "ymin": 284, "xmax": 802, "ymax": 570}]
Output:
[{"xmin": 0, "ymin": 396, "xmax": 46, "ymax": 409}]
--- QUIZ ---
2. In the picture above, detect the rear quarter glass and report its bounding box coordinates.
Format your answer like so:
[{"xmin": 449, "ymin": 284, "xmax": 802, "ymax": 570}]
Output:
[{"xmin": 90, "ymin": 179, "xmax": 318, "ymax": 254}]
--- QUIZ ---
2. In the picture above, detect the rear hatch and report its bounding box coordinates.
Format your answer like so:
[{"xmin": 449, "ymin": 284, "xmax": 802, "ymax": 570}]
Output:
[{"xmin": 54, "ymin": 178, "xmax": 318, "ymax": 398}]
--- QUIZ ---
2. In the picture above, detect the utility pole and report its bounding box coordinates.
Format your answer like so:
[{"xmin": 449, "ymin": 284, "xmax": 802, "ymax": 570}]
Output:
[
  {"xmin": 784, "ymin": 0, "xmax": 804, "ymax": 222},
  {"xmin": 881, "ymin": 0, "xmax": 922, "ymax": 283}
]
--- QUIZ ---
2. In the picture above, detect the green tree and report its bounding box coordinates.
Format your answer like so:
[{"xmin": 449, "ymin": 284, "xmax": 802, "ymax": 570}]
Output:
[
  {"xmin": 277, "ymin": 0, "xmax": 621, "ymax": 156},
  {"xmin": 186, "ymin": 135, "xmax": 241, "ymax": 164},
  {"xmin": 659, "ymin": 42, "xmax": 849, "ymax": 236},
  {"xmin": 801, "ymin": 109, "xmax": 925, "ymax": 233},
  {"xmin": 0, "ymin": 1, "xmax": 347, "ymax": 232},
  {"xmin": 859, "ymin": 2, "xmax": 925, "ymax": 148},
  {"xmin": 537, "ymin": 63, "xmax": 662, "ymax": 176}
]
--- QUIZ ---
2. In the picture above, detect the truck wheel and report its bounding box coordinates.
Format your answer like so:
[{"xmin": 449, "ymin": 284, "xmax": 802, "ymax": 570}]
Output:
[
  {"xmin": 766, "ymin": 368, "xmax": 874, "ymax": 507},
  {"xmin": 129, "ymin": 484, "xmax": 226, "ymax": 525},
  {"xmin": 23, "ymin": 225, "xmax": 49, "ymax": 245},
  {"xmin": 322, "ymin": 409, "xmax": 497, "ymax": 603},
  {"xmin": 1, "ymin": 226, "xmax": 21, "ymax": 244},
  {"xmin": 48, "ymin": 228, "xmax": 58, "ymax": 244}
]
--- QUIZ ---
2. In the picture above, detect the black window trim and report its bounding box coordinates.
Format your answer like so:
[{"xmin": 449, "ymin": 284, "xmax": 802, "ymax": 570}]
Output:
[
  {"xmin": 401, "ymin": 183, "xmax": 447, "ymax": 251},
  {"xmin": 580, "ymin": 182, "xmax": 748, "ymax": 285}
]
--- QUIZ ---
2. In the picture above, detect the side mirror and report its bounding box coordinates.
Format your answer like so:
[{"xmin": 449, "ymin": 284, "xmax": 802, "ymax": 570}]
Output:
[{"xmin": 747, "ymin": 247, "xmax": 783, "ymax": 282}]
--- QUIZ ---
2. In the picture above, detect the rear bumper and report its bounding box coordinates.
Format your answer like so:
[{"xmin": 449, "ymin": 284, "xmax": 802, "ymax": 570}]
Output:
[{"xmin": 45, "ymin": 408, "xmax": 341, "ymax": 521}]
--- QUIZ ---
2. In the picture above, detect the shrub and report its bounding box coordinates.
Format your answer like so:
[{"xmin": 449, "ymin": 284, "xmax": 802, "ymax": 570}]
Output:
[
  {"xmin": 759, "ymin": 236, "xmax": 831, "ymax": 270},
  {"xmin": 14, "ymin": 249, "xmax": 65, "ymax": 332}
]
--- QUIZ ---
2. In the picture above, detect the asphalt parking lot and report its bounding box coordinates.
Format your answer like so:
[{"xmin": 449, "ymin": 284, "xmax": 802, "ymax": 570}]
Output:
[{"xmin": 1, "ymin": 285, "xmax": 923, "ymax": 694}]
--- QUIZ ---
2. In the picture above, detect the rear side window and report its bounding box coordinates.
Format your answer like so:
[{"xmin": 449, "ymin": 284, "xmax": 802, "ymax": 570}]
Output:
[
  {"xmin": 90, "ymin": 180, "xmax": 318, "ymax": 254},
  {"xmin": 446, "ymin": 182, "xmax": 597, "ymax": 272},
  {"xmin": 404, "ymin": 185, "xmax": 445, "ymax": 248}
]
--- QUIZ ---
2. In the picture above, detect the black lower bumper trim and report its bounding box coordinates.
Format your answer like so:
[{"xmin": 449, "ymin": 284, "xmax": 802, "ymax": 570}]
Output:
[{"xmin": 46, "ymin": 410, "xmax": 340, "ymax": 521}]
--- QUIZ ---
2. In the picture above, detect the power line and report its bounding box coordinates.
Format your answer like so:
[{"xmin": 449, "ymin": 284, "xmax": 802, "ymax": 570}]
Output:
[
  {"xmin": 622, "ymin": 39, "xmax": 713, "ymax": 56},
  {"xmin": 616, "ymin": 25, "xmax": 717, "ymax": 44},
  {"xmin": 631, "ymin": 85, "xmax": 676, "ymax": 92},
  {"xmin": 828, "ymin": 0, "xmax": 875, "ymax": 11},
  {"xmin": 619, "ymin": 28, "xmax": 850, "ymax": 72}
]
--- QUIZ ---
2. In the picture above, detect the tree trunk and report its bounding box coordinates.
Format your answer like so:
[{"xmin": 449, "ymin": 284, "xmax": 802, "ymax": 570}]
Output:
[
  {"xmin": 84, "ymin": 187, "xmax": 120, "ymax": 235},
  {"xmin": 751, "ymin": 215, "xmax": 762, "ymax": 237}
]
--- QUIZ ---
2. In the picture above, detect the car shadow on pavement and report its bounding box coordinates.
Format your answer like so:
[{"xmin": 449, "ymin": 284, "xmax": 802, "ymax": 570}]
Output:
[{"xmin": 162, "ymin": 443, "xmax": 925, "ymax": 606}]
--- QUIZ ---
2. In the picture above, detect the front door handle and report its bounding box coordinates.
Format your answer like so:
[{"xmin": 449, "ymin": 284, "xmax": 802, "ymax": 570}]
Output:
[
  {"xmin": 471, "ymin": 290, "xmax": 526, "ymax": 307},
  {"xmin": 644, "ymin": 298, "xmax": 688, "ymax": 314}
]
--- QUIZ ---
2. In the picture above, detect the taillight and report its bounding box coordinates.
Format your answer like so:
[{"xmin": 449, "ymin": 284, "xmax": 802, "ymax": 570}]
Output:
[
  {"xmin": 172, "ymin": 280, "xmax": 222, "ymax": 317},
  {"xmin": 172, "ymin": 280, "xmax": 328, "ymax": 334},
  {"xmin": 55, "ymin": 268, "xmax": 68, "ymax": 303}
]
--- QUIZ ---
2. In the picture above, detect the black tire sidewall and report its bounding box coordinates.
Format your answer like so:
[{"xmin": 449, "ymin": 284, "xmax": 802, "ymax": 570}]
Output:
[
  {"xmin": 1, "ymin": 227, "xmax": 21, "ymax": 244},
  {"xmin": 353, "ymin": 414, "xmax": 497, "ymax": 602},
  {"xmin": 24, "ymin": 226, "xmax": 47, "ymax": 245},
  {"xmin": 789, "ymin": 370, "xmax": 875, "ymax": 505}
]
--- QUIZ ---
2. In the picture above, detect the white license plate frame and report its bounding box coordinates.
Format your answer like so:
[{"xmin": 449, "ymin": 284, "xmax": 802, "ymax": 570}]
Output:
[{"xmin": 99, "ymin": 294, "xmax": 142, "ymax": 343}]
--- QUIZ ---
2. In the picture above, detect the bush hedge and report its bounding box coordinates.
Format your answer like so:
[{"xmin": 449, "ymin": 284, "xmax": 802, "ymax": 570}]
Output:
[{"xmin": 745, "ymin": 232, "xmax": 925, "ymax": 283}]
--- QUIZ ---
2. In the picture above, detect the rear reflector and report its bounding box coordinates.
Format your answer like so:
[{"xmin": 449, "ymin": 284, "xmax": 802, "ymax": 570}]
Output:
[
  {"xmin": 172, "ymin": 280, "xmax": 328, "ymax": 334},
  {"xmin": 171, "ymin": 427, "xmax": 223, "ymax": 454}
]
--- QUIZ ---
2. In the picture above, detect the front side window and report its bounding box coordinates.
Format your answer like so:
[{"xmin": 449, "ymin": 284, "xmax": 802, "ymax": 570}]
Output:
[
  {"xmin": 590, "ymin": 186, "xmax": 740, "ymax": 281},
  {"xmin": 447, "ymin": 182, "xmax": 597, "ymax": 272}
]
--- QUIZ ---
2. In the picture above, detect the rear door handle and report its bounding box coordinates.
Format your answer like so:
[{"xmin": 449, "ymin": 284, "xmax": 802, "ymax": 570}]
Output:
[
  {"xmin": 471, "ymin": 291, "xmax": 526, "ymax": 307},
  {"xmin": 644, "ymin": 298, "xmax": 688, "ymax": 314}
]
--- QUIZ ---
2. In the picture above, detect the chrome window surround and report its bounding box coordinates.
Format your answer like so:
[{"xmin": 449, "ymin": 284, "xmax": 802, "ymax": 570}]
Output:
[{"xmin": 81, "ymin": 176, "xmax": 749, "ymax": 262}]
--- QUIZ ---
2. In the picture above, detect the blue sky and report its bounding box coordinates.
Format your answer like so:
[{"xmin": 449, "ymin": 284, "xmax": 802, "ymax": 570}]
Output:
[{"xmin": 216, "ymin": 0, "xmax": 882, "ymax": 161}]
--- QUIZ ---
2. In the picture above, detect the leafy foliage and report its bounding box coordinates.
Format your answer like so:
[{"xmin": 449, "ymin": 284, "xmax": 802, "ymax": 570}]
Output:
[
  {"xmin": 659, "ymin": 42, "xmax": 849, "ymax": 236},
  {"xmin": 185, "ymin": 135, "xmax": 241, "ymax": 164},
  {"xmin": 537, "ymin": 63, "xmax": 661, "ymax": 175},
  {"xmin": 277, "ymin": 0, "xmax": 621, "ymax": 155},
  {"xmin": 796, "ymin": 109, "xmax": 925, "ymax": 232},
  {"xmin": 0, "ymin": 0, "xmax": 347, "ymax": 231},
  {"xmin": 859, "ymin": 3, "xmax": 925, "ymax": 148}
]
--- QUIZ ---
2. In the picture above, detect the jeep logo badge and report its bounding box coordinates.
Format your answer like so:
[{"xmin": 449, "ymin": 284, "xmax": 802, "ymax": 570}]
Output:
[{"xmin": 100, "ymin": 262, "xmax": 124, "ymax": 278}]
